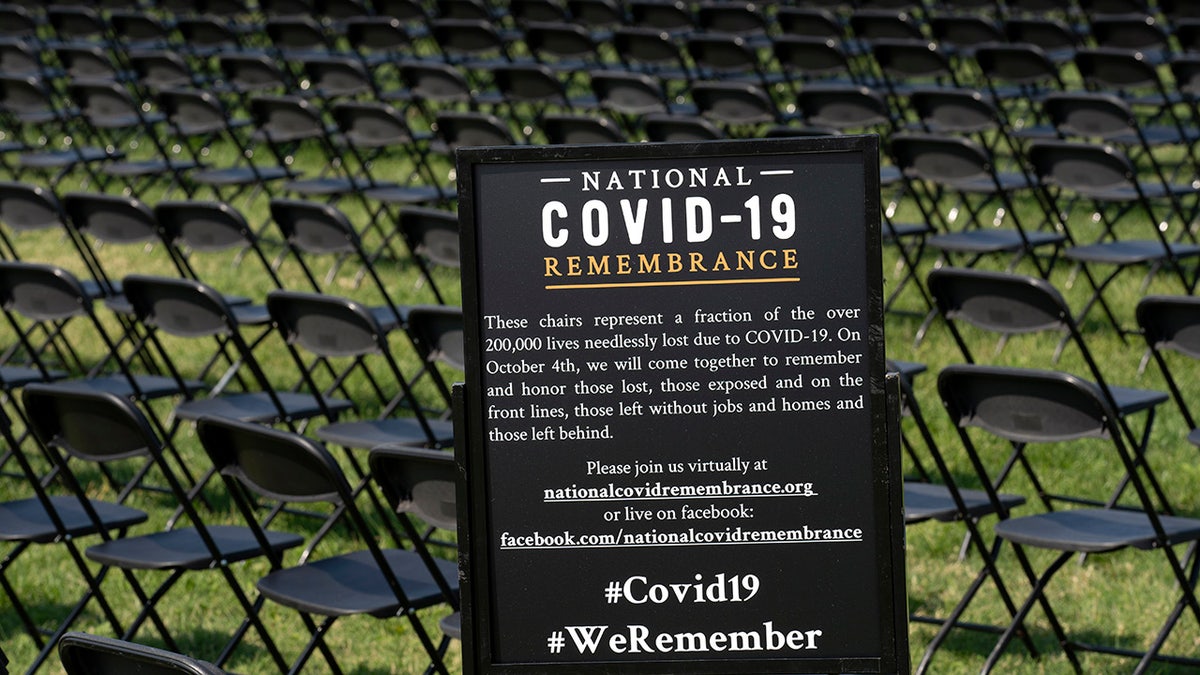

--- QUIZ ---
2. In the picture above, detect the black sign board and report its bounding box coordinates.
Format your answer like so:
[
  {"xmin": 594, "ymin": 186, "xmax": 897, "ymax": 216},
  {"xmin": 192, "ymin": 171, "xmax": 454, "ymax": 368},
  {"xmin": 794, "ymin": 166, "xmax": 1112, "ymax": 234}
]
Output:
[{"xmin": 455, "ymin": 136, "xmax": 907, "ymax": 675}]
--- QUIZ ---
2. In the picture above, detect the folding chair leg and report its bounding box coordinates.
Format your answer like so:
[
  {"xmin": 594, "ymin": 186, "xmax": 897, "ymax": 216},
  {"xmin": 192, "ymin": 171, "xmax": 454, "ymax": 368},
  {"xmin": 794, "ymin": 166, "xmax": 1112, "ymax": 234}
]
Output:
[{"xmin": 983, "ymin": 550, "xmax": 1082, "ymax": 675}]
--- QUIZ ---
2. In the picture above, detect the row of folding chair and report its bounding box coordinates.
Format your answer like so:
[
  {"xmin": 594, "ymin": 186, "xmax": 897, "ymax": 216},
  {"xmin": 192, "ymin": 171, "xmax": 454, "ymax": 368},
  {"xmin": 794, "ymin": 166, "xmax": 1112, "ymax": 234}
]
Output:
[{"xmin": 0, "ymin": 378, "xmax": 461, "ymax": 674}]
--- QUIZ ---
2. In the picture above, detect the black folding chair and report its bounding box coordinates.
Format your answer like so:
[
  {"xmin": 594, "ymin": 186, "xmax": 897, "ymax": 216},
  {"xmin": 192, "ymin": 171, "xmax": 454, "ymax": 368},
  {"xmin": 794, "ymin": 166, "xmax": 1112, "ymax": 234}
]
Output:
[
  {"xmin": 266, "ymin": 289, "xmax": 455, "ymax": 455},
  {"xmin": 939, "ymin": 364, "xmax": 1200, "ymax": 674},
  {"xmin": 928, "ymin": 266, "xmax": 1173, "ymax": 514},
  {"xmin": 1026, "ymin": 139, "xmax": 1200, "ymax": 337},
  {"xmin": 893, "ymin": 364, "xmax": 1036, "ymax": 675},
  {"xmin": 21, "ymin": 383, "xmax": 303, "ymax": 671},
  {"xmin": 368, "ymin": 443, "xmax": 462, "ymax": 672},
  {"xmin": 0, "ymin": 408, "xmax": 147, "ymax": 674},
  {"xmin": 196, "ymin": 416, "xmax": 459, "ymax": 675},
  {"xmin": 1136, "ymin": 294, "xmax": 1200, "ymax": 451}
]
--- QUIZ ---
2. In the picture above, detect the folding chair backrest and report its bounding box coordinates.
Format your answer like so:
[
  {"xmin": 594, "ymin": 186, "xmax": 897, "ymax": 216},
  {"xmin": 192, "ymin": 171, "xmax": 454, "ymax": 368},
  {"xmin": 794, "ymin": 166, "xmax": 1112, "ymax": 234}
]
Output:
[
  {"xmin": 0, "ymin": 181, "xmax": 66, "ymax": 236},
  {"xmin": 1027, "ymin": 140, "xmax": 1137, "ymax": 194},
  {"xmin": 250, "ymin": 95, "xmax": 327, "ymax": 144},
  {"xmin": 58, "ymin": 632, "xmax": 226, "ymax": 675},
  {"xmin": 122, "ymin": 275, "xmax": 235, "ymax": 339},
  {"xmin": 1138, "ymin": 295, "xmax": 1200, "ymax": 360},
  {"xmin": 435, "ymin": 111, "xmax": 518, "ymax": 148},
  {"xmin": 267, "ymin": 289, "xmax": 387, "ymax": 358},
  {"xmin": 0, "ymin": 260, "xmax": 93, "ymax": 322},
  {"xmin": 795, "ymin": 84, "xmax": 893, "ymax": 133},
  {"xmin": 369, "ymin": 444, "xmax": 458, "ymax": 531},
  {"xmin": 198, "ymin": 414, "xmax": 348, "ymax": 505},
  {"xmin": 397, "ymin": 206, "xmax": 460, "ymax": 269},
  {"xmin": 929, "ymin": 266, "xmax": 1068, "ymax": 337},
  {"xmin": 890, "ymin": 132, "xmax": 993, "ymax": 184},
  {"xmin": 938, "ymin": 364, "xmax": 1114, "ymax": 444},
  {"xmin": 62, "ymin": 192, "xmax": 159, "ymax": 247},
  {"xmin": 1040, "ymin": 91, "xmax": 1141, "ymax": 140},
  {"xmin": 23, "ymin": 383, "xmax": 157, "ymax": 463},
  {"xmin": 330, "ymin": 101, "xmax": 417, "ymax": 148},
  {"xmin": 589, "ymin": 69, "xmax": 671, "ymax": 116},
  {"xmin": 690, "ymin": 80, "xmax": 779, "ymax": 128}
]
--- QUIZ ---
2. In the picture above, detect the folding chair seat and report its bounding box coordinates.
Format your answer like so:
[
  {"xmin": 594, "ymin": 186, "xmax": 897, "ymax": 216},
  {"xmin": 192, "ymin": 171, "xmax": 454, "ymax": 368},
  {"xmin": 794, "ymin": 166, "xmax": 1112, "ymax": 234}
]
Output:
[
  {"xmin": 1026, "ymin": 139, "xmax": 1200, "ymax": 335},
  {"xmin": 849, "ymin": 8, "xmax": 929, "ymax": 47},
  {"xmin": 938, "ymin": 364, "xmax": 1200, "ymax": 674},
  {"xmin": 294, "ymin": 56, "xmax": 390, "ymax": 107},
  {"xmin": 1136, "ymin": 294, "xmax": 1200, "ymax": 449},
  {"xmin": 687, "ymin": 80, "xmax": 790, "ymax": 137},
  {"xmin": 436, "ymin": 0, "xmax": 503, "ymax": 22},
  {"xmin": 375, "ymin": 0, "xmax": 435, "ymax": 38},
  {"xmin": 428, "ymin": 17, "xmax": 514, "ymax": 79},
  {"xmin": 775, "ymin": 6, "xmax": 851, "ymax": 44},
  {"xmin": 928, "ymin": 266, "xmax": 1173, "ymax": 513},
  {"xmin": 175, "ymin": 16, "xmax": 247, "ymax": 63},
  {"xmin": 0, "ymin": 75, "xmax": 120, "ymax": 192},
  {"xmin": 971, "ymin": 43, "xmax": 1067, "ymax": 134},
  {"xmin": 155, "ymin": 88, "xmax": 293, "ymax": 209},
  {"xmin": 0, "ymin": 38, "xmax": 59, "ymax": 81},
  {"xmin": 21, "ymin": 383, "xmax": 303, "ymax": 671},
  {"xmin": 928, "ymin": 13, "xmax": 1006, "ymax": 59},
  {"xmin": 890, "ymin": 132, "xmax": 1063, "ymax": 281},
  {"xmin": 67, "ymin": 81, "xmax": 201, "ymax": 199},
  {"xmin": 266, "ymin": 289, "xmax": 456, "ymax": 453},
  {"xmin": 264, "ymin": 16, "xmax": 337, "ymax": 82},
  {"xmin": 216, "ymin": 53, "xmax": 299, "ymax": 105},
  {"xmin": 431, "ymin": 111, "xmax": 521, "ymax": 165},
  {"xmin": 196, "ymin": 416, "xmax": 459, "ymax": 675},
  {"xmin": 107, "ymin": 10, "xmax": 175, "ymax": 53},
  {"xmin": 51, "ymin": 44, "xmax": 136, "ymax": 86},
  {"xmin": 0, "ymin": 4, "xmax": 41, "ymax": 45},
  {"xmin": 329, "ymin": 100, "xmax": 451, "ymax": 208},
  {"xmin": 0, "ymin": 407, "xmax": 147, "ymax": 673},
  {"xmin": 58, "ymin": 632, "xmax": 226, "ymax": 675},
  {"xmin": 127, "ymin": 50, "xmax": 209, "ymax": 94},
  {"xmin": 642, "ymin": 112, "xmax": 725, "ymax": 142}
]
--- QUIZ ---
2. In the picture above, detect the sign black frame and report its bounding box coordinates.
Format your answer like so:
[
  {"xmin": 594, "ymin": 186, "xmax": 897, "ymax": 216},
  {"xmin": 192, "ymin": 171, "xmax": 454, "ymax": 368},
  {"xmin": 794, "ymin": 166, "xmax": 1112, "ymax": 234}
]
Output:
[{"xmin": 454, "ymin": 135, "xmax": 907, "ymax": 675}]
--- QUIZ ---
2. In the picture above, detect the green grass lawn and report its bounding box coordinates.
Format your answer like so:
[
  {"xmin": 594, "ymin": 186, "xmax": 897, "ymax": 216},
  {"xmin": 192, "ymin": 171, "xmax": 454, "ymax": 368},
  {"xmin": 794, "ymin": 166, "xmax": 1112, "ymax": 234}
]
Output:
[{"xmin": 5, "ymin": 142, "xmax": 1200, "ymax": 675}]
